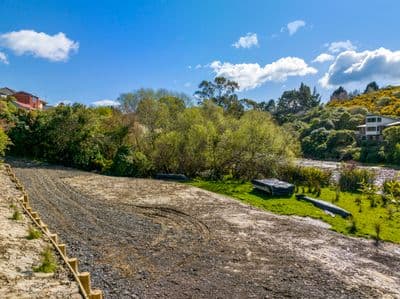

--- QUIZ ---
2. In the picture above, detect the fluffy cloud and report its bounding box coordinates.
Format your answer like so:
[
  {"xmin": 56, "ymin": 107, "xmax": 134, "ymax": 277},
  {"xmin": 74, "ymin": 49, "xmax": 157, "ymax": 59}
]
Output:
[
  {"xmin": 287, "ymin": 20, "xmax": 306, "ymax": 35},
  {"xmin": 312, "ymin": 53, "xmax": 334, "ymax": 63},
  {"xmin": 209, "ymin": 57, "xmax": 317, "ymax": 90},
  {"xmin": 319, "ymin": 47, "xmax": 400, "ymax": 88},
  {"xmin": 92, "ymin": 99, "xmax": 119, "ymax": 107},
  {"xmin": 0, "ymin": 52, "xmax": 8, "ymax": 64},
  {"xmin": 232, "ymin": 33, "xmax": 258, "ymax": 49},
  {"xmin": 0, "ymin": 30, "xmax": 79, "ymax": 61},
  {"xmin": 326, "ymin": 40, "xmax": 356, "ymax": 53}
]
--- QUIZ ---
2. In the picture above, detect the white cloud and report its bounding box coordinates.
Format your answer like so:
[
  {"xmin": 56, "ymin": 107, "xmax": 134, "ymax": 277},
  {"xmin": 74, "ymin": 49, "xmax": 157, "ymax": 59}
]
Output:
[
  {"xmin": 326, "ymin": 40, "xmax": 356, "ymax": 53},
  {"xmin": 0, "ymin": 52, "xmax": 8, "ymax": 64},
  {"xmin": 319, "ymin": 47, "xmax": 400, "ymax": 88},
  {"xmin": 312, "ymin": 53, "xmax": 335, "ymax": 63},
  {"xmin": 232, "ymin": 33, "xmax": 258, "ymax": 49},
  {"xmin": 209, "ymin": 57, "xmax": 317, "ymax": 90},
  {"xmin": 92, "ymin": 99, "xmax": 120, "ymax": 107},
  {"xmin": 287, "ymin": 20, "xmax": 306, "ymax": 35},
  {"xmin": 0, "ymin": 30, "xmax": 79, "ymax": 61},
  {"xmin": 195, "ymin": 64, "xmax": 202, "ymax": 69}
]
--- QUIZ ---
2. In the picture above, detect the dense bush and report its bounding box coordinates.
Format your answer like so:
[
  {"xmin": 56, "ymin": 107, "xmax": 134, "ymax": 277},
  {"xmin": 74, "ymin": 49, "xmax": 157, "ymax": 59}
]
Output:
[
  {"xmin": 338, "ymin": 164, "xmax": 375, "ymax": 192},
  {"xmin": 383, "ymin": 126, "xmax": 400, "ymax": 164},
  {"xmin": 383, "ymin": 179, "xmax": 400, "ymax": 198},
  {"xmin": 0, "ymin": 127, "xmax": 10, "ymax": 156},
  {"xmin": 110, "ymin": 146, "xmax": 153, "ymax": 177},
  {"xmin": 278, "ymin": 164, "xmax": 332, "ymax": 188},
  {"xmin": 4, "ymin": 93, "xmax": 299, "ymax": 180}
]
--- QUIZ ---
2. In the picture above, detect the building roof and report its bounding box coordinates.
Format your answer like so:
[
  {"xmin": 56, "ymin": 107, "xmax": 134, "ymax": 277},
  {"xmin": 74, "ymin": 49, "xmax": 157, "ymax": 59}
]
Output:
[
  {"xmin": 386, "ymin": 121, "xmax": 400, "ymax": 127},
  {"xmin": 11, "ymin": 101, "xmax": 34, "ymax": 110},
  {"xmin": 13, "ymin": 91, "xmax": 39, "ymax": 98},
  {"xmin": 366, "ymin": 114, "xmax": 399, "ymax": 121},
  {"xmin": 0, "ymin": 87, "xmax": 16, "ymax": 96}
]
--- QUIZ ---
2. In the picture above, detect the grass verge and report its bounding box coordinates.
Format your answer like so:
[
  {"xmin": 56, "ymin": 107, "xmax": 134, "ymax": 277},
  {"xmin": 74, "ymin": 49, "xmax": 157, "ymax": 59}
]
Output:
[{"xmin": 189, "ymin": 179, "xmax": 400, "ymax": 243}]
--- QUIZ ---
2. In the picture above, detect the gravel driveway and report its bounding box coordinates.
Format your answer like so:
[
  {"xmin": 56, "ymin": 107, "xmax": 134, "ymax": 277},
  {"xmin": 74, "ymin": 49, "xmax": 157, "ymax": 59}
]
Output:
[{"xmin": 8, "ymin": 159, "xmax": 400, "ymax": 299}]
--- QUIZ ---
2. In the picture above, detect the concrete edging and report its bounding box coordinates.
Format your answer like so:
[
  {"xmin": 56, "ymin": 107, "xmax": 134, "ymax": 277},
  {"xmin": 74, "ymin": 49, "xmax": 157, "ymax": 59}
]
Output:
[{"xmin": 4, "ymin": 163, "xmax": 103, "ymax": 299}]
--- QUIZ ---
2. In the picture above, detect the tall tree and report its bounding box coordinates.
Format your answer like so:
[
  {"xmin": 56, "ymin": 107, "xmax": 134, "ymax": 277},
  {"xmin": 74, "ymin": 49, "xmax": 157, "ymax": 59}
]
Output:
[
  {"xmin": 275, "ymin": 83, "xmax": 321, "ymax": 123},
  {"xmin": 364, "ymin": 81, "xmax": 379, "ymax": 94},
  {"xmin": 195, "ymin": 77, "xmax": 244, "ymax": 117},
  {"xmin": 330, "ymin": 86, "xmax": 349, "ymax": 101}
]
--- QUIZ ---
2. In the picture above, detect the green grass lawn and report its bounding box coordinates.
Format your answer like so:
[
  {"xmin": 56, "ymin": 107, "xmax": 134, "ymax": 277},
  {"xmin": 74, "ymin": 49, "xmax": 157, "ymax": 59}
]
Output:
[{"xmin": 188, "ymin": 179, "xmax": 400, "ymax": 244}]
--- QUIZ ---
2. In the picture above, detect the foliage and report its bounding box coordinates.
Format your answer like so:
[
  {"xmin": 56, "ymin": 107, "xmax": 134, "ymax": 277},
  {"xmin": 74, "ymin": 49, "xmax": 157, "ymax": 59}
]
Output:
[
  {"xmin": 0, "ymin": 127, "xmax": 10, "ymax": 156},
  {"xmin": 358, "ymin": 180, "xmax": 379, "ymax": 207},
  {"xmin": 11, "ymin": 210, "xmax": 22, "ymax": 221},
  {"xmin": 274, "ymin": 83, "xmax": 321, "ymax": 124},
  {"xmin": 382, "ymin": 178, "xmax": 400, "ymax": 207},
  {"xmin": 338, "ymin": 164, "xmax": 375, "ymax": 192},
  {"xmin": 5, "ymin": 85, "xmax": 298, "ymax": 180},
  {"xmin": 195, "ymin": 77, "xmax": 244, "ymax": 117},
  {"xmin": 330, "ymin": 86, "xmax": 349, "ymax": 101},
  {"xmin": 110, "ymin": 146, "xmax": 153, "ymax": 177},
  {"xmin": 328, "ymin": 85, "xmax": 400, "ymax": 116},
  {"xmin": 27, "ymin": 226, "xmax": 42, "ymax": 240},
  {"xmin": 190, "ymin": 179, "xmax": 400, "ymax": 243},
  {"xmin": 118, "ymin": 88, "xmax": 191, "ymax": 113},
  {"xmin": 277, "ymin": 165, "xmax": 332, "ymax": 189},
  {"xmin": 364, "ymin": 81, "xmax": 379, "ymax": 94},
  {"xmin": 33, "ymin": 247, "xmax": 57, "ymax": 273},
  {"xmin": 383, "ymin": 126, "xmax": 400, "ymax": 164}
]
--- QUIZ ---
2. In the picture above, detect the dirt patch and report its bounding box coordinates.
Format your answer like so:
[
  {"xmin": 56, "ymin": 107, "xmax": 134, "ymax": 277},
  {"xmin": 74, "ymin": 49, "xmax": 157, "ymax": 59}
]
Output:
[
  {"xmin": 0, "ymin": 164, "xmax": 81, "ymax": 299},
  {"xmin": 9, "ymin": 160, "xmax": 400, "ymax": 299}
]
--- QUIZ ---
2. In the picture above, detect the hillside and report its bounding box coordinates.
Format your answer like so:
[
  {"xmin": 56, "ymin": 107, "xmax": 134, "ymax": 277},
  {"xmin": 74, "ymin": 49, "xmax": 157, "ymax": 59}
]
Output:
[{"xmin": 328, "ymin": 85, "xmax": 400, "ymax": 116}]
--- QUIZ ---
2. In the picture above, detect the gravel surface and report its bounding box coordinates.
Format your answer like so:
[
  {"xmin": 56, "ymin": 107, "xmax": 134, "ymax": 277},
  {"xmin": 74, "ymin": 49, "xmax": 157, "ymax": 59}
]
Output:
[
  {"xmin": 0, "ymin": 164, "xmax": 81, "ymax": 299},
  {"xmin": 8, "ymin": 159, "xmax": 400, "ymax": 299}
]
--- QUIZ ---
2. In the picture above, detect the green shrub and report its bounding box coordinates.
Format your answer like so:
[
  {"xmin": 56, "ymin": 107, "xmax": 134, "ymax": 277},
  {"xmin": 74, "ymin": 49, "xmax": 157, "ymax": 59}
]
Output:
[
  {"xmin": 11, "ymin": 210, "xmax": 23, "ymax": 221},
  {"xmin": 278, "ymin": 165, "xmax": 332, "ymax": 189},
  {"xmin": 110, "ymin": 146, "xmax": 153, "ymax": 177},
  {"xmin": 33, "ymin": 247, "xmax": 57, "ymax": 273},
  {"xmin": 383, "ymin": 179, "xmax": 400, "ymax": 197},
  {"xmin": 27, "ymin": 226, "xmax": 42, "ymax": 240},
  {"xmin": 338, "ymin": 164, "xmax": 375, "ymax": 192}
]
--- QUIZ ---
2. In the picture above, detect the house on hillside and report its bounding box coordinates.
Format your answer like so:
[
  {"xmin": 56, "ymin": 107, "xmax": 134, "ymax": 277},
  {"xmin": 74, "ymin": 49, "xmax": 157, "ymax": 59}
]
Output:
[
  {"xmin": 10, "ymin": 91, "xmax": 46, "ymax": 110},
  {"xmin": 357, "ymin": 114, "xmax": 400, "ymax": 140},
  {"xmin": 0, "ymin": 87, "xmax": 16, "ymax": 98},
  {"xmin": 1, "ymin": 87, "xmax": 47, "ymax": 110}
]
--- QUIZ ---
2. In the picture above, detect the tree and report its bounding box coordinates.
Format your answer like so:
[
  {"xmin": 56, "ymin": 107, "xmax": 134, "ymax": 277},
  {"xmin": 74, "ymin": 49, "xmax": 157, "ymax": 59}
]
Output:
[
  {"xmin": 383, "ymin": 126, "xmax": 400, "ymax": 164},
  {"xmin": 275, "ymin": 83, "xmax": 321, "ymax": 123},
  {"xmin": 330, "ymin": 86, "xmax": 348, "ymax": 101},
  {"xmin": 364, "ymin": 81, "xmax": 379, "ymax": 94},
  {"xmin": 118, "ymin": 88, "xmax": 191, "ymax": 113},
  {"xmin": 195, "ymin": 77, "xmax": 244, "ymax": 117}
]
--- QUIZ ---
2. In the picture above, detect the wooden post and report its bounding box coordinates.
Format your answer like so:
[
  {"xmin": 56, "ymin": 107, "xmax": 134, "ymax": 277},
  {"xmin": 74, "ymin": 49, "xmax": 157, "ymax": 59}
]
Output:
[
  {"xmin": 90, "ymin": 290, "xmax": 103, "ymax": 299},
  {"xmin": 50, "ymin": 234, "xmax": 58, "ymax": 243},
  {"xmin": 78, "ymin": 272, "xmax": 91, "ymax": 295},
  {"xmin": 58, "ymin": 244, "xmax": 66, "ymax": 256},
  {"xmin": 68, "ymin": 258, "xmax": 79, "ymax": 273}
]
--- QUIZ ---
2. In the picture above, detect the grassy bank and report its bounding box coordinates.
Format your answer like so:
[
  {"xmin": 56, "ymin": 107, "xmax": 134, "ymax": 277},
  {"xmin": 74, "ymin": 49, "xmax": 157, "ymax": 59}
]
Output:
[{"xmin": 189, "ymin": 179, "xmax": 400, "ymax": 243}]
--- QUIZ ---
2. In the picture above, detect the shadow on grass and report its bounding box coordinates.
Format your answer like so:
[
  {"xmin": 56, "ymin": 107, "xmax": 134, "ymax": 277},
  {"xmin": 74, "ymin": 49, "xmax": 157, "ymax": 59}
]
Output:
[{"xmin": 249, "ymin": 188, "xmax": 293, "ymax": 200}]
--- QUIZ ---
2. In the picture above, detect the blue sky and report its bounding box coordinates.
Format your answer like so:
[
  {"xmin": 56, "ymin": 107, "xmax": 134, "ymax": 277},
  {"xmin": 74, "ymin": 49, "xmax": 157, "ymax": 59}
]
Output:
[{"xmin": 0, "ymin": 0, "xmax": 400, "ymax": 106}]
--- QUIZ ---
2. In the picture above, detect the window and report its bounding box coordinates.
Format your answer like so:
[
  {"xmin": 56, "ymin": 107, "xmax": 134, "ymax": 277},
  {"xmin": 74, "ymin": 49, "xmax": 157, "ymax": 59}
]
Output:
[
  {"xmin": 367, "ymin": 127, "xmax": 377, "ymax": 131},
  {"xmin": 377, "ymin": 117, "xmax": 382, "ymax": 122},
  {"xmin": 367, "ymin": 117, "xmax": 376, "ymax": 122}
]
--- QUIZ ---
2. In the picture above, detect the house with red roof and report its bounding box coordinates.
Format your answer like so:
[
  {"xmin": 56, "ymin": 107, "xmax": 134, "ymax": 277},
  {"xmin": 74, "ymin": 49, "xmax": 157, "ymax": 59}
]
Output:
[{"xmin": 0, "ymin": 87, "xmax": 46, "ymax": 110}]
